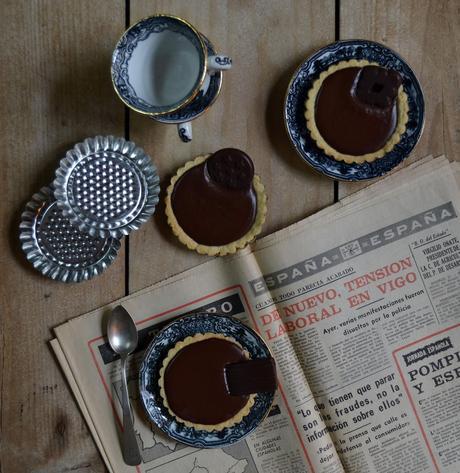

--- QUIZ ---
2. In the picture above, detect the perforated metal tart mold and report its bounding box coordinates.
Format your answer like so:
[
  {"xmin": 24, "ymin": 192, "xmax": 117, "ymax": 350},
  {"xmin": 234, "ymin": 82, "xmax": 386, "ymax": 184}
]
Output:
[
  {"xmin": 19, "ymin": 185, "xmax": 121, "ymax": 283},
  {"xmin": 53, "ymin": 136, "xmax": 160, "ymax": 238}
]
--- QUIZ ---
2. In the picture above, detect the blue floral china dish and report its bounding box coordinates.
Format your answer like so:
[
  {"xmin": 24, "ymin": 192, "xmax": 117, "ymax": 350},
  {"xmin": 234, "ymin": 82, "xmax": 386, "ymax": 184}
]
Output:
[
  {"xmin": 152, "ymin": 35, "xmax": 223, "ymax": 143},
  {"xmin": 139, "ymin": 313, "xmax": 275, "ymax": 448},
  {"xmin": 284, "ymin": 40, "xmax": 425, "ymax": 181}
]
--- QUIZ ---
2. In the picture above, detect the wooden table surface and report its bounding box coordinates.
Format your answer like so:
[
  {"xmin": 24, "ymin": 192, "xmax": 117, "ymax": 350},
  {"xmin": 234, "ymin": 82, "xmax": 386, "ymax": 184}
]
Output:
[{"xmin": 1, "ymin": 1, "xmax": 458, "ymax": 471}]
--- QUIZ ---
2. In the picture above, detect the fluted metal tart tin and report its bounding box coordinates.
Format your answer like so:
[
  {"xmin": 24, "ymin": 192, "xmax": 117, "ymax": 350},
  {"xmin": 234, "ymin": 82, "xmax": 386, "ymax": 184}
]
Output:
[
  {"xmin": 19, "ymin": 186, "xmax": 121, "ymax": 283},
  {"xmin": 139, "ymin": 313, "xmax": 275, "ymax": 448},
  {"xmin": 54, "ymin": 136, "xmax": 160, "ymax": 238}
]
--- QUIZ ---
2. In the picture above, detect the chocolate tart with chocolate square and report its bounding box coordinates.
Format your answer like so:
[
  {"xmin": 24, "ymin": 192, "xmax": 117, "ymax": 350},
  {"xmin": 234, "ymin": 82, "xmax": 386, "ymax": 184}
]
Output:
[
  {"xmin": 165, "ymin": 149, "xmax": 267, "ymax": 256},
  {"xmin": 139, "ymin": 313, "xmax": 277, "ymax": 447},
  {"xmin": 305, "ymin": 60, "xmax": 409, "ymax": 164},
  {"xmin": 284, "ymin": 40, "xmax": 424, "ymax": 180},
  {"xmin": 158, "ymin": 333, "xmax": 256, "ymax": 432}
]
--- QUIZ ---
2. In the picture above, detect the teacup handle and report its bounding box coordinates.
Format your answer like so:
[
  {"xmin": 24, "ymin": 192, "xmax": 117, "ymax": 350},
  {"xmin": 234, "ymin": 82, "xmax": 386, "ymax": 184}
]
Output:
[
  {"xmin": 208, "ymin": 55, "xmax": 232, "ymax": 73},
  {"xmin": 177, "ymin": 122, "xmax": 192, "ymax": 143}
]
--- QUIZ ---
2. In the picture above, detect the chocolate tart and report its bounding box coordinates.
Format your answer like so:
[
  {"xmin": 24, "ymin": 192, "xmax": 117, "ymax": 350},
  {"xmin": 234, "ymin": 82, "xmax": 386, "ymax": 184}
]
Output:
[
  {"xmin": 165, "ymin": 149, "xmax": 267, "ymax": 256},
  {"xmin": 158, "ymin": 333, "xmax": 256, "ymax": 432},
  {"xmin": 305, "ymin": 60, "xmax": 409, "ymax": 164}
]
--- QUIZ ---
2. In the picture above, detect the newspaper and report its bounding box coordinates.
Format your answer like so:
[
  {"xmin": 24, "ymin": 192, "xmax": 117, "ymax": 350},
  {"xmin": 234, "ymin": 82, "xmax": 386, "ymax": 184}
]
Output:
[{"xmin": 52, "ymin": 155, "xmax": 460, "ymax": 473}]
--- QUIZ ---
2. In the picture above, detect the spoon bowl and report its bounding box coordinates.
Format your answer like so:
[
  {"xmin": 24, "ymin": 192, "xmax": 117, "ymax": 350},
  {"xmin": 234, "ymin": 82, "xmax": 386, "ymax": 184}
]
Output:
[{"xmin": 107, "ymin": 305, "xmax": 139, "ymax": 356}]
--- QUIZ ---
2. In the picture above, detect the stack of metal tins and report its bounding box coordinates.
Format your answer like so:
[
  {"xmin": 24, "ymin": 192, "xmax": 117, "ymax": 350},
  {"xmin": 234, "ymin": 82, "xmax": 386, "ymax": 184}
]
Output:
[{"xmin": 19, "ymin": 136, "xmax": 160, "ymax": 283}]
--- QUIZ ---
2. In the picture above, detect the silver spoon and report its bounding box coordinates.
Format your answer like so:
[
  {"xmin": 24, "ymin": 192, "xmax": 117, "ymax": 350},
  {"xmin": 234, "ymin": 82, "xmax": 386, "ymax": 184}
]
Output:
[{"xmin": 107, "ymin": 305, "xmax": 142, "ymax": 466}]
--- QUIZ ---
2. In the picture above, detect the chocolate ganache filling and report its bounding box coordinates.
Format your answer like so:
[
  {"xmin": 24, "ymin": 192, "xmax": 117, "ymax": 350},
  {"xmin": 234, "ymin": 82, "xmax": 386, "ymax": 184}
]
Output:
[
  {"xmin": 171, "ymin": 149, "xmax": 257, "ymax": 246},
  {"xmin": 163, "ymin": 337, "xmax": 250, "ymax": 425},
  {"xmin": 314, "ymin": 66, "xmax": 402, "ymax": 155}
]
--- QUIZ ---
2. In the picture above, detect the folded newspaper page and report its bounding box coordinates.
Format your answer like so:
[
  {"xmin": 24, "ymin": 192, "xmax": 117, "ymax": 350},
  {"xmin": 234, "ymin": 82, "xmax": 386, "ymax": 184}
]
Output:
[{"xmin": 53, "ymin": 155, "xmax": 460, "ymax": 473}]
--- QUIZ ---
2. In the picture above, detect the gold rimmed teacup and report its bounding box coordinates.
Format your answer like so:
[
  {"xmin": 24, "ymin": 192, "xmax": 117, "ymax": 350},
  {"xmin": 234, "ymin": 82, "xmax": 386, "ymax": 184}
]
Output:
[{"xmin": 111, "ymin": 14, "xmax": 231, "ymax": 142}]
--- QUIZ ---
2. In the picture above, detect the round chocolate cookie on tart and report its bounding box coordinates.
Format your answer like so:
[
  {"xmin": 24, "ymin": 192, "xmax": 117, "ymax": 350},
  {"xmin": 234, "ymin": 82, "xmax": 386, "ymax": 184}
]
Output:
[
  {"xmin": 165, "ymin": 149, "xmax": 267, "ymax": 256},
  {"xmin": 305, "ymin": 60, "xmax": 409, "ymax": 164}
]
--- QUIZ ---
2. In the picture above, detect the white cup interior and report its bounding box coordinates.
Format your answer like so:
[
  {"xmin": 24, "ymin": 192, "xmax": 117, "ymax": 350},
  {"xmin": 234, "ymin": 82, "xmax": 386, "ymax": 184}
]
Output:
[{"xmin": 128, "ymin": 28, "xmax": 202, "ymax": 109}]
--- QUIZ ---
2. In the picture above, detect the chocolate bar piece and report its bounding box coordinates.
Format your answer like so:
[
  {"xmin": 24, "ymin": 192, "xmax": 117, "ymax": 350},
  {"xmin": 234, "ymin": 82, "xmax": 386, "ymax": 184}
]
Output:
[
  {"xmin": 224, "ymin": 358, "xmax": 277, "ymax": 396},
  {"xmin": 352, "ymin": 65, "xmax": 402, "ymax": 110}
]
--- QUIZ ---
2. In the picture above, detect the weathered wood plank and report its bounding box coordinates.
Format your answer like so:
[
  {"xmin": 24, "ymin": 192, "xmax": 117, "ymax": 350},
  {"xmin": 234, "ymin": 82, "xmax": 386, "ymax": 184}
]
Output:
[
  {"xmin": 128, "ymin": 0, "xmax": 336, "ymax": 292},
  {"xmin": 0, "ymin": 1, "xmax": 126, "ymax": 471},
  {"xmin": 339, "ymin": 0, "xmax": 460, "ymax": 196}
]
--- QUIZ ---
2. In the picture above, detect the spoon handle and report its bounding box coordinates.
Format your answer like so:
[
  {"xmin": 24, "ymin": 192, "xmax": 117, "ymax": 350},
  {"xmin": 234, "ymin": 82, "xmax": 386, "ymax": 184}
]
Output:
[{"xmin": 120, "ymin": 356, "xmax": 142, "ymax": 466}]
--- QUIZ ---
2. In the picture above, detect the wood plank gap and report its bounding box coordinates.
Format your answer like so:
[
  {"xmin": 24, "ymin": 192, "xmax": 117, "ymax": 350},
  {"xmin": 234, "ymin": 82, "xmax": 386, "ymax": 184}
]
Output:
[
  {"xmin": 334, "ymin": 0, "xmax": 340, "ymax": 202},
  {"xmin": 335, "ymin": 0, "xmax": 340, "ymax": 41},
  {"xmin": 125, "ymin": 0, "xmax": 130, "ymax": 28},
  {"xmin": 125, "ymin": 0, "xmax": 131, "ymax": 296}
]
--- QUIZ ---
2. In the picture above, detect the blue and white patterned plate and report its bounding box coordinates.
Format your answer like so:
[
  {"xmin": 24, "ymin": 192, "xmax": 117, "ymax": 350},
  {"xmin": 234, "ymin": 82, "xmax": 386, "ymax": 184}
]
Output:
[
  {"xmin": 139, "ymin": 313, "xmax": 275, "ymax": 448},
  {"xmin": 153, "ymin": 35, "xmax": 222, "ymax": 125},
  {"xmin": 284, "ymin": 40, "xmax": 425, "ymax": 181}
]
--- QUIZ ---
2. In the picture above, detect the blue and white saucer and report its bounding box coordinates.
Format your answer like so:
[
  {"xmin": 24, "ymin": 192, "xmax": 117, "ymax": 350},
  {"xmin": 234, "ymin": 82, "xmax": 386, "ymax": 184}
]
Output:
[
  {"xmin": 152, "ymin": 35, "xmax": 223, "ymax": 126},
  {"xmin": 284, "ymin": 40, "xmax": 425, "ymax": 181},
  {"xmin": 139, "ymin": 313, "xmax": 275, "ymax": 448}
]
